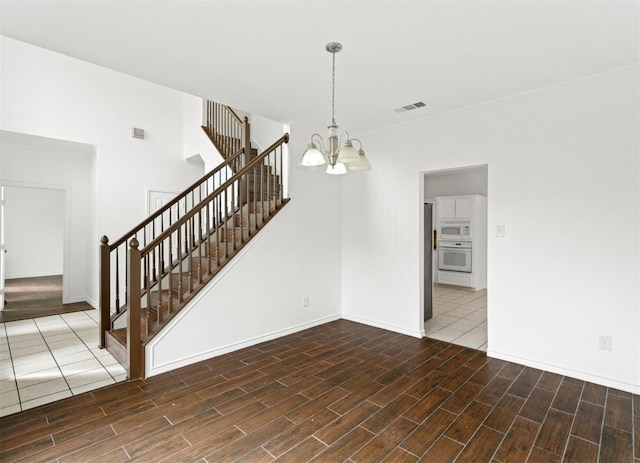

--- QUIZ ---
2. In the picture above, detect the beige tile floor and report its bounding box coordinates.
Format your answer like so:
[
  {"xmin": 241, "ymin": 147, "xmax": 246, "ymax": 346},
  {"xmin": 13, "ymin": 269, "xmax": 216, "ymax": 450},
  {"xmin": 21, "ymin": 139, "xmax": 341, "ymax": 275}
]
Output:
[
  {"xmin": 0, "ymin": 310, "xmax": 126, "ymax": 417},
  {"xmin": 425, "ymin": 284, "xmax": 487, "ymax": 351}
]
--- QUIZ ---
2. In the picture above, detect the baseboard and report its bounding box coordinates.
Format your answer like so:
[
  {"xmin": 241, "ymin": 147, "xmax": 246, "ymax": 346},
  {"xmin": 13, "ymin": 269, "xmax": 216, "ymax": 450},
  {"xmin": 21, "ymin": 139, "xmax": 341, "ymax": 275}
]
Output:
[
  {"xmin": 6, "ymin": 272, "xmax": 63, "ymax": 279},
  {"xmin": 65, "ymin": 295, "xmax": 96, "ymax": 308},
  {"xmin": 341, "ymin": 313, "xmax": 423, "ymax": 339},
  {"xmin": 488, "ymin": 349, "xmax": 640, "ymax": 395},
  {"xmin": 146, "ymin": 314, "xmax": 341, "ymax": 377}
]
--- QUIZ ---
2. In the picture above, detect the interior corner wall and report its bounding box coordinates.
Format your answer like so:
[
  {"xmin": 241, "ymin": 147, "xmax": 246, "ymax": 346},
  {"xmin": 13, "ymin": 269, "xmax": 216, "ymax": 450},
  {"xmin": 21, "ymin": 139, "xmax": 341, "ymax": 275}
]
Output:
[
  {"xmin": 341, "ymin": 67, "xmax": 640, "ymax": 393},
  {"xmin": 146, "ymin": 122, "xmax": 344, "ymax": 375},
  {"xmin": 1, "ymin": 37, "xmax": 205, "ymax": 304}
]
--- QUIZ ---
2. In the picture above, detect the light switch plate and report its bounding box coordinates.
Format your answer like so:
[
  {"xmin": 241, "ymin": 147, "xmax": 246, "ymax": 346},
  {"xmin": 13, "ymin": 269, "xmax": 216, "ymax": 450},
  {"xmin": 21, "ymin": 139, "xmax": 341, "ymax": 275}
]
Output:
[{"xmin": 496, "ymin": 225, "xmax": 505, "ymax": 238}]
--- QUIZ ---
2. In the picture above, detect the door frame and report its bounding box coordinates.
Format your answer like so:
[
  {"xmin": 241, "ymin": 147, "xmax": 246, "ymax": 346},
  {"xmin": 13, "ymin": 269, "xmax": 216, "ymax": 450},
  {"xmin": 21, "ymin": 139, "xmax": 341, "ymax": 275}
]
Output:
[
  {"xmin": 0, "ymin": 181, "xmax": 72, "ymax": 304},
  {"xmin": 420, "ymin": 164, "xmax": 489, "ymax": 338}
]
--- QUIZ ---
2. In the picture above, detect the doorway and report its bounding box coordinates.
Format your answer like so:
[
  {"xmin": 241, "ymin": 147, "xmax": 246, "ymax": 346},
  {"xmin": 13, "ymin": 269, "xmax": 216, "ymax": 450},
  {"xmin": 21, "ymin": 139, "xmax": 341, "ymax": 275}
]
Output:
[
  {"xmin": 1, "ymin": 130, "xmax": 96, "ymax": 315},
  {"xmin": 0, "ymin": 185, "xmax": 92, "ymax": 322},
  {"xmin": 422, "ymin": 165, "xmax": 488, "ymax": 350}
]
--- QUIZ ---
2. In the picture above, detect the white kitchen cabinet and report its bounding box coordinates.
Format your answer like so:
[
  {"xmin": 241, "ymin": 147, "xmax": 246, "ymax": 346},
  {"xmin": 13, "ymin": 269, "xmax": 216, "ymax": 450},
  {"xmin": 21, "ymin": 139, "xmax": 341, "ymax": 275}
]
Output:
[
  {"xmin": 436, "ymin": 196, "xmax": 474, "ymax": 219},
  {"xmin": 434, "ymin": 194, "xmax": 487, "ymax": 290},
  {"xmin": 454, "ymin": 197, "xmax": 474, "ymax": 218},
  {"xmin": 437, "ymin": 270, "xmax": 474, "ymax": 288},
  {"xmin": 437, "ymin": 198, "xmax": 456, "ymax": 218}
]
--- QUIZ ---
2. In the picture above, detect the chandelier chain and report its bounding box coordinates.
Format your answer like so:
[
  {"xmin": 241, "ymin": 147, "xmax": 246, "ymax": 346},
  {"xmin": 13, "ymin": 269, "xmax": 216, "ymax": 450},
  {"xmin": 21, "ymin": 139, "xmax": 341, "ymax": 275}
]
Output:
[{"xmin": 331, "ymin": 50, "xmax": 336, "ymax": 126}]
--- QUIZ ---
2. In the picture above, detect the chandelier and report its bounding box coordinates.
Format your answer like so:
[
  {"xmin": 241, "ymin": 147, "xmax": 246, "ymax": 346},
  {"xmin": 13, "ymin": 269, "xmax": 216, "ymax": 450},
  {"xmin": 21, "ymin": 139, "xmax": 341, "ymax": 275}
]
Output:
[{"xmin": 298, "ymin": 42, "xmax": 371, "ymax": 175}]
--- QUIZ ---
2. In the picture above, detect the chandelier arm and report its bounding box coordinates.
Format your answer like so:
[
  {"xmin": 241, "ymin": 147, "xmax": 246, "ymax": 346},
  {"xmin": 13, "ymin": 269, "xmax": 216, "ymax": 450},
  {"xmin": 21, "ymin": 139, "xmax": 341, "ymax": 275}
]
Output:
[
  {"xmin": 338, "ymin": 131, "xmax": 351, "ymax": 145},
  {"xmin": 350, "ymin": 138, "xmax": 363, "ymax": 150},
  {"xmin": 310, "ymin": 133, "xmax": 327, "ymax": 154}
]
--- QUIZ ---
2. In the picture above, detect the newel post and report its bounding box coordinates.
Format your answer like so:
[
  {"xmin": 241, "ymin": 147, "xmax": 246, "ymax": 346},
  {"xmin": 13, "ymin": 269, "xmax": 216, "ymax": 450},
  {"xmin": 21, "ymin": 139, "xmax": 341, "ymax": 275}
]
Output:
[
  {"xmin": 99, "ymin": 236, "xmax": 110, "ymax": 348},
  {"xmin": 127, "ymin": 238, "xmax": 142, "ymax": 379}
]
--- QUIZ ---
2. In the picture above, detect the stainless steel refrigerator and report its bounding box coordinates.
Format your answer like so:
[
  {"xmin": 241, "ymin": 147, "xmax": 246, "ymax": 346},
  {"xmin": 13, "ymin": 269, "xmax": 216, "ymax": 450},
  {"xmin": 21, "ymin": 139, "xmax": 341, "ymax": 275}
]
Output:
[{"xmin": 424, "ymin": 203, "xmax": 433, "ymax": 321}]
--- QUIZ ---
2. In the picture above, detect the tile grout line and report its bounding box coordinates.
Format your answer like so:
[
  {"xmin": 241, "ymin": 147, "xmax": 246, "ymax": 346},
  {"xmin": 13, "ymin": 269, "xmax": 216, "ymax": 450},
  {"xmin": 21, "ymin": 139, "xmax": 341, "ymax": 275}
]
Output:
[
  {"xmin": 58, "ymin": 312, "xmax": 125, "ymax": 387},
  {"xmin": 33, "ymin": 314, "xmax": 76, "ymax": 401},
  {"xmin": 1, "ymin": 321, "xmax": 23, "ymax": 413},
  {"xmin": 555, "ymin": 381, "xmax": 587, "ymax": 461}
]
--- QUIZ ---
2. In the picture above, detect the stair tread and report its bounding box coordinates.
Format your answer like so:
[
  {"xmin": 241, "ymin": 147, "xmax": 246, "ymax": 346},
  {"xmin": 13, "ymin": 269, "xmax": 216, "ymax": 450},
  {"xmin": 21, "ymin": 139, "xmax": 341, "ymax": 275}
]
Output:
[{"xmin": 106, "ymin": 327, "xmax": 127, "ymax": 345}]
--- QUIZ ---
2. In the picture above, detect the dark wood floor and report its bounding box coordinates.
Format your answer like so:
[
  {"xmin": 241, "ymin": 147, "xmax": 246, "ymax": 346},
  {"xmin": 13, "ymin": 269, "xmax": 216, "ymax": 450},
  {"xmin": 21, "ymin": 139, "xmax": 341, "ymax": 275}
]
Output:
[
  {"xmin": 1, "ymin": 275, "xmax": 93, "ymax": 322},
  {"xmin": 0, "ymin": 319, "xmax": 637, "ymax": 462}
]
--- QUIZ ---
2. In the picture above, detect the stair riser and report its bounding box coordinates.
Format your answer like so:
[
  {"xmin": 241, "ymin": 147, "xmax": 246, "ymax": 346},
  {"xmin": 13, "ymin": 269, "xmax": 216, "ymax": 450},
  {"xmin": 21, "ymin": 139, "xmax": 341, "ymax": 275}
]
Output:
[
  {"xmin": 248, "ymin": 201, "xmax": 279, "ymax": 214},
  {"xmin": 207, "ymin": 243, "xmax": 234, "ymax": 259},
  {"xmin": 232, "ymin": 214, "xmax": 259, "ymax": 229},
  {"xmin": 105, "ymin": 331, "xmax": 128, "ymax": 369}
]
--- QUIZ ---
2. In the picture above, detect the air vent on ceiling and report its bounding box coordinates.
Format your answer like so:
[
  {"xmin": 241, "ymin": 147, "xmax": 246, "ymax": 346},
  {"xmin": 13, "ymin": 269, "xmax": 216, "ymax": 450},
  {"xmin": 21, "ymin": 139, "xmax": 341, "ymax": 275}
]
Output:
[{"xmin": 394, "ymin": 101, "xmax": 426, "ymax": 113}]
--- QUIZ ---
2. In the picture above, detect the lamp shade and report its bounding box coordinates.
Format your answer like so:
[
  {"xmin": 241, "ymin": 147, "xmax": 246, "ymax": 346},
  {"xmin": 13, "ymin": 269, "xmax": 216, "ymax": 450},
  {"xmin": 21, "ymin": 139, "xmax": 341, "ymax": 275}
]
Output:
[
  {"xmin": 349, "ymin": 150, "xmax": 371, "ymax": 171},
  {"xmin": 337, "ymin": 141, "xmax": 359, "ymax": 164},
  {"xmin": 326, "ymin": 162, "xmax": 347, "ymax": 175},
  {"xmin": 301, "ymin": 144, "xmax": 326, "ymax": 167}
]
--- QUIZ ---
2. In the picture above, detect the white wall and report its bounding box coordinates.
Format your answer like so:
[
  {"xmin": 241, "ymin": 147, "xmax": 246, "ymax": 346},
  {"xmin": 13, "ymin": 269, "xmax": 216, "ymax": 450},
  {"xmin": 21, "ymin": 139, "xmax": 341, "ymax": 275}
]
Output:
[
  {"xmin": 342, "ymin": 67, "xmax": 640, "ymax": 393},
  {"xmin": 147, "ymin": 123, "xmax": 344, "ymax": 375},
  {"xmin": 4, "ymin": 186, "xmax": 64, "ymax": 278},
  {"xmin": 1, "ymin": 133, "xmax": 94, "ymax": 303},
  {"xmin": 1, "ymin": 37, "xmax": 205, "ymax": 304},
  {"xmin": 182, "ymin": 94, "xmax": 220, "ymax": 172},
  {"xmin": 250, "ymin": 113, "xmax": 285, "ymax": 153}
]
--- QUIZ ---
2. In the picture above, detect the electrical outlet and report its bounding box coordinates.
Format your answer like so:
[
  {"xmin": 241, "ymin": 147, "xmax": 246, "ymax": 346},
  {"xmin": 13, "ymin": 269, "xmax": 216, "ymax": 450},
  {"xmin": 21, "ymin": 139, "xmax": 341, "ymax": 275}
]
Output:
[
  {"xmin": 599, "ymin": 335, "xmax": 612, "ymax": 351},
  {"xmin": 303, "ymin": 297, "xmax": 309, "ymax": 307}
]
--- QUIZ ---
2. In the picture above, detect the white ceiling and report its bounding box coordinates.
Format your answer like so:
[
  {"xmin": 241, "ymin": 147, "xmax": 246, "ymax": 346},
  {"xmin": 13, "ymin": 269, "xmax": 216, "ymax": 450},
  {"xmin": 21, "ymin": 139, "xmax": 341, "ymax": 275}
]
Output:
[{"xmin": 1, "ymin": 1, "xmax": 638, "ymax": 134}]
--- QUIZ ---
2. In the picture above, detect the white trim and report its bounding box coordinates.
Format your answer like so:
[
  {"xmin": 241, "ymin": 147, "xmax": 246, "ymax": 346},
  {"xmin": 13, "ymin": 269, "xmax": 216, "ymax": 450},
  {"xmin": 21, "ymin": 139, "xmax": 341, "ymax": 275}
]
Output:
[
  {"xmin": 5, "ymin": 272, "xmax": 63, "ymax": 279},
  {"xmin": 488, "ymin": 349, "xmax": 640, "ymax": 395},
  {"xmin": 341, "ymin": 313, "xmax": 423, "ymax": 339},
  {"xmin": 146, "ymin": 315, "xmax": 340, "ymax": 377},
  {"xmin": 65, "ymin": 295, "xmax": 92, "ymax": 305}
]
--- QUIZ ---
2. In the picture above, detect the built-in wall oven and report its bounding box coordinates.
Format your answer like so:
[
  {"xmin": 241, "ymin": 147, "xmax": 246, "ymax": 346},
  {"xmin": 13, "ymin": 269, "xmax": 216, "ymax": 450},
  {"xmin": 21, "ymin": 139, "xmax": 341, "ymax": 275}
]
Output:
[{"xmin": 438, "ymin": 241, "xmax": 472, "ymax": 273}]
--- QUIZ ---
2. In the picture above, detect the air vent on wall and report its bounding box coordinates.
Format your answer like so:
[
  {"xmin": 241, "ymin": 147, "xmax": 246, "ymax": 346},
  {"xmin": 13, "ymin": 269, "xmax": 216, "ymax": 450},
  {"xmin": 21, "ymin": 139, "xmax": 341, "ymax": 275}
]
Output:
[{"xmin": 394, "ymin": 101, "xmax": 426, "ymax": 113}]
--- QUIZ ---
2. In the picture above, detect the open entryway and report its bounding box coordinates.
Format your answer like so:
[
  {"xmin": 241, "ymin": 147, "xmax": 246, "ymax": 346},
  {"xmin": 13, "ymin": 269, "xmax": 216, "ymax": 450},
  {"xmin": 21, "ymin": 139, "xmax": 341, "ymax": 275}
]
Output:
[
  {"xmin": 0, "ymin": 184, "xmax": 77, "ymax": 322},
  {"xmin": 0, "ymin": 183, "xmax": 93, "ymax": 322},
  {"xmin": 422, "ymin": 164, "xmax": 488, "ymax": 350}
]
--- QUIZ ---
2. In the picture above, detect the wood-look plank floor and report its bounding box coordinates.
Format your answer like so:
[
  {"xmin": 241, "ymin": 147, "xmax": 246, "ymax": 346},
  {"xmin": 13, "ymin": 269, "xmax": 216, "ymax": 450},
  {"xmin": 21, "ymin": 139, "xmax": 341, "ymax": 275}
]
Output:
[
  {"xmin": 0, "ymin": 320, "xmax": 638, "ymax": 462},
  {"xmin": 1, "ymin": 275, "xmax": 93, "ymax": 322}
]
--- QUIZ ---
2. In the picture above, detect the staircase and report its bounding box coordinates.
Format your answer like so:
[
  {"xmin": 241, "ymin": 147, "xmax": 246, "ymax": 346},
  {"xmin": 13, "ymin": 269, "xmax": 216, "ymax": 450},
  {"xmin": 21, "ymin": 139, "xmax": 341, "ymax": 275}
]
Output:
[{"xmin": 99, "ymin": 101, "xmax": 290, "ymax": 379}]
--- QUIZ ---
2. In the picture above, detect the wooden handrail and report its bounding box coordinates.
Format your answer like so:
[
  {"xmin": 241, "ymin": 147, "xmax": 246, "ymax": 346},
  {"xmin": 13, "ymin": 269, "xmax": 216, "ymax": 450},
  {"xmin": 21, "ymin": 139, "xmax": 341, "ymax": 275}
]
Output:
[
  {"xmin": 226, "ymin": 106, "xmax": 243, "ymax": 124},
  {"xmin": 109, "ymin": 147, "xmax": 244, "ymax": 251},
  {"xmin": 141, "ymin": 133, "xmax": 289, "ymax": 254}
]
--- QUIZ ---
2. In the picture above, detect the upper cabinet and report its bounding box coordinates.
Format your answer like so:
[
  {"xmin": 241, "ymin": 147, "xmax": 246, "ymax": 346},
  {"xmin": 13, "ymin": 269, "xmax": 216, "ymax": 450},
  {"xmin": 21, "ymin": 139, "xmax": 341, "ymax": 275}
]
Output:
[{"xmin": 436, "ymin": 196, "xmax": 475, "ymax": 219}]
